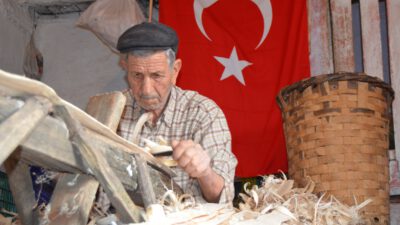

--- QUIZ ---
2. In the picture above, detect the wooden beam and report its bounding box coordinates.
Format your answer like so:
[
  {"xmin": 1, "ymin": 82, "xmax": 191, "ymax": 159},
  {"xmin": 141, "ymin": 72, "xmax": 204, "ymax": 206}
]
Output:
[
  {"xmin": 307, "ymin": 0, "xmax": 334, "ymax": 76},
  {"xmin": 359, "ymin": 0, "xmax": 383, "ymax": 79},
  {"xmin": 387, "ymin": 0, "xmax": 400, "ymax": 165},
  {"xmin": 330, "ymin": 0, "xmax": 355, "ymax": 72},
  {"xmin": 135, "ymin": 154, "xmax": 156, "ymax": 209},
  {"xmin": 54, "ymin": 105, "xmax": 142, "ymax": 223},
  {"xmin": 0, "ymin": 97, "xmax": 49, "ymax": 165}
]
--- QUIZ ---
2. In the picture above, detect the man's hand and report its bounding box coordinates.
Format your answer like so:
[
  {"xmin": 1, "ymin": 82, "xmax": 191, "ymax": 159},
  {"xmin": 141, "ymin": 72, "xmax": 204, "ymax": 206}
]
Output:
[
  {"xmin": 171, "ymin": 140, "xmax": 211, "ymax": 178},
  {"xmin": 171, "ymin": 140, "xmax": 225, "ymax": 203}
]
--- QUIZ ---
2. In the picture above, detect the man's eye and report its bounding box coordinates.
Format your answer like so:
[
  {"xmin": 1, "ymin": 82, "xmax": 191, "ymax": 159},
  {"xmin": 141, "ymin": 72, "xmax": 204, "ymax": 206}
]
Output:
[
  {"xmin": 151, "ymin": 74, "xmax": 163, "ymax": 79},
  {"xmin": 131, "ymin": 73, "xmax": 143, "ymax": 79}
]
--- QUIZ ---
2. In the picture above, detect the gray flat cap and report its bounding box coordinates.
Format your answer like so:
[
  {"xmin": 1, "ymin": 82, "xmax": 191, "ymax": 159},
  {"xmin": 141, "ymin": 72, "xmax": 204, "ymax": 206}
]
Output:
[{"xmin": 117, "ymin": 22, "xmax": 179, "ymax": 53}]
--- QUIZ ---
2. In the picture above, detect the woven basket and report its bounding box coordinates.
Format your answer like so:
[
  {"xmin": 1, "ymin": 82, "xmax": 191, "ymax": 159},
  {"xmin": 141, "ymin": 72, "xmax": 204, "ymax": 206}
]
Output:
[{"xmin": 276, "ymin": 72, "xmax": 394, "ymax": 224}]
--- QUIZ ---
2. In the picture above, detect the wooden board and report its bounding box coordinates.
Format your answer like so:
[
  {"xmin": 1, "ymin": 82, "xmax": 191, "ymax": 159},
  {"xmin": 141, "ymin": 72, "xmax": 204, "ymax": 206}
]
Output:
[
  {"xmin": 330, "ymin": 0, "xmax": 355, "ymax": 72},
  {"xmin": 45, "ymin": 174, "xmax": 99, "ymax": 225},
  {"xmin": 85, "ymin": 92, "xmax": 126, "ymax": 132},
  {"xmin": 387, "ymin": 0, "xmax": 400, "ymax": 168},
  {"xmin": 307, "ymin": 0, "xmax": 334, "ymax": 76},
  {"xmin": 360, "ymin": 0, "xmax": 383, "ymax": 79}
]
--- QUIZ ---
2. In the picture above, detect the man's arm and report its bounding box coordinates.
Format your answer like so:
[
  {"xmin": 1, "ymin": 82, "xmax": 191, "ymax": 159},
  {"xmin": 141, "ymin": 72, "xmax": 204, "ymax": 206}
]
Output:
[{"xmin": 172, "ymin": 140, "xmax": 225, "ymax": 202}]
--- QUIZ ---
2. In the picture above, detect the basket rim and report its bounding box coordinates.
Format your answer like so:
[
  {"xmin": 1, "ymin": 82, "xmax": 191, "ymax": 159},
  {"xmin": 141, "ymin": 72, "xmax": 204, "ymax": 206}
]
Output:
[{"xmin": 276, "ymin": 72, "xmax": 395, "ymax": 108}]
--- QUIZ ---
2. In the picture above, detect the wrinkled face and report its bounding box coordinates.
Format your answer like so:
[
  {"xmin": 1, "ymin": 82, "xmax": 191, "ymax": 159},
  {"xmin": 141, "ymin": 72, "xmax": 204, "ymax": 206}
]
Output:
[{"xmin": 123, "ymin": 51, "xmax": 181, "ymax": 113}]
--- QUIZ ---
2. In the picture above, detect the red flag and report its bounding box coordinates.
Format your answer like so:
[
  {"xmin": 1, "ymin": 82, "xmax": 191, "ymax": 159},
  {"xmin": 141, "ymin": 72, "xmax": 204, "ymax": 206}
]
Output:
[{"xmin": 160, "ymin": 0, "xmax": 310, "ymax": 177}]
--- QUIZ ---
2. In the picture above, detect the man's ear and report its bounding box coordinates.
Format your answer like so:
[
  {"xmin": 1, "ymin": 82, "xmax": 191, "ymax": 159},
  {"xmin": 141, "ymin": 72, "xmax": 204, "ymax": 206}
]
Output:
[
  {"xmin": 171, "ymin": 58, "xmax": 182, "ymax": 84},
  {"xmin": 119, "ymin": 54, "xmax": 128, "ymax": 70}
]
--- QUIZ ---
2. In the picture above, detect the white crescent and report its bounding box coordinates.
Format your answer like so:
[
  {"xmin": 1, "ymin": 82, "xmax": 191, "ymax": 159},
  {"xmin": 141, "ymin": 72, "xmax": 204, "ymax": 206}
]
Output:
[
  {"xmin": 193, "ymin": 0, "xmax": 219, "ymax": 41},
  {"xmin": 252, "ymin": 0, "xmax": 273, "ymax": 49},
  {"xmin": 193, "ymin": 0, "xmax": 273, "ymax": 49}
]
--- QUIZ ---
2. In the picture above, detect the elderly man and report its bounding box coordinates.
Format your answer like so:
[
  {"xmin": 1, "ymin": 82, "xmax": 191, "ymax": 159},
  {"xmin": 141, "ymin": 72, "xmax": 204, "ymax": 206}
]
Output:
[{"xmin": 116, "ymin": 22, "xmax": 237, "ymax": 204}]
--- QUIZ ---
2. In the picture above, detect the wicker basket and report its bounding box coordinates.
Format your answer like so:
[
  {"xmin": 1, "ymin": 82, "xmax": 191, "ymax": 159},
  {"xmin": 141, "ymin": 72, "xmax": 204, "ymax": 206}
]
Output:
[{"xmin": 276, "ymin": 73, "xmax": 394, "ymax": 224}]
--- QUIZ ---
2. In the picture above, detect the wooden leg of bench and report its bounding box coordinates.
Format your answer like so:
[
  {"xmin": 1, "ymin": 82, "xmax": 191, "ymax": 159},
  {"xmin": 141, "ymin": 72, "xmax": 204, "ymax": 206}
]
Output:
[
  {"xmin": 46, "ymin": 174, "xmax": 99, "ymax": 225},
  {"xmin": 4, "ymin": 151, "xmax": 40, "ymax": 225}
]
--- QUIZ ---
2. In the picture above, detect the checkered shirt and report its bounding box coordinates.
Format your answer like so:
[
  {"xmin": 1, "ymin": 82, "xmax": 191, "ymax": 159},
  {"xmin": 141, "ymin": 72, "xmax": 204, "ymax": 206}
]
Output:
[{"xmin": 117, "ymin": 86, "xmax": 238, "ymax": 204}]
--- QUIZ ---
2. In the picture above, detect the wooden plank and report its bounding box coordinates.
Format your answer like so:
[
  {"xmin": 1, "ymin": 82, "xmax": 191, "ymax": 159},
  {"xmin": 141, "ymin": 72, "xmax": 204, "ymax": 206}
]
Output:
[
  {"xmin": 307, "ymin": 0, "xmax": 334, "ymax": 76},
  {"xmin": 387, "ymin": 0, "xmax": 400, "ymax": 166},
  {"xmin": 4, "ymin": 151, "xmax": 40, "ymax": 225},
  {"xmin": 359, "ymin": 0, "xmax": 383, "ymax": 79},
  {"xmin": 0, "ymin": 97, "xmax": 49, "ymax": 165},
  {"xmin": 85, "ymin": 92, "xmax": 126, "ymax": 132},
  {"xmin": 46, "ymin": 93, "xmax": 126, "ymax": 225},
  {"xmin": 330, "ymin": 0, "xmax": 355, "ymax": 72},
  {"xmin": 54, "ymin": 105, "xmax": 142, "ymax": 223},
  {"xmin": 46, "ymin": 174, "xmax": 99, "ymax": 225}
]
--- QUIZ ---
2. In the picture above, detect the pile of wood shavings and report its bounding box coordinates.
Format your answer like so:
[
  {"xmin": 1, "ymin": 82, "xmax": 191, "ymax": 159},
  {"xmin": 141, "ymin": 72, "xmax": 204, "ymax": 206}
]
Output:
[{"xmin": 237, "ymin": 175, "xmax": 372, "ymax": 225}]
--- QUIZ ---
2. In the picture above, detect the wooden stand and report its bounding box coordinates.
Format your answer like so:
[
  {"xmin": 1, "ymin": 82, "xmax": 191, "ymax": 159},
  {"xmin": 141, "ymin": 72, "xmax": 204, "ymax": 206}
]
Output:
[{"xmin": 0, "ymin": 90, "xmax": 182, "ymax": 224}]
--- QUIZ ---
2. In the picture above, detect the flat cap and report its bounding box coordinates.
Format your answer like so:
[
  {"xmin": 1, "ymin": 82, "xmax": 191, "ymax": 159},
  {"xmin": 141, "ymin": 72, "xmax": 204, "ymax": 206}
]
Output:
[{"xmin": 117, "ymin": 22, "xmax": 179, "ymax": 53}]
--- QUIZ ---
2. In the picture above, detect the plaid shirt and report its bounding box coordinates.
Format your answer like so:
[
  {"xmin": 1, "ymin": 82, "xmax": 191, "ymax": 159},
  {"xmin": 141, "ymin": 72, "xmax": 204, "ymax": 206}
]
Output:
[{"xmin": 117, "ymin": 86, "xmax": 237, "ymax": 204}]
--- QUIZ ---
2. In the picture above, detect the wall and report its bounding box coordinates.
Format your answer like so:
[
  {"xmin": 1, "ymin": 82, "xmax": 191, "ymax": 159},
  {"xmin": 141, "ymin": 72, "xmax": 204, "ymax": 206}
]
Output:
[
  {"xmin": 0, "ymin": 0, "xmax": 33, "ymax": 74},
  {"xmin": 35, "ymin": 14, "xmax": 127, "ymax": 109}
]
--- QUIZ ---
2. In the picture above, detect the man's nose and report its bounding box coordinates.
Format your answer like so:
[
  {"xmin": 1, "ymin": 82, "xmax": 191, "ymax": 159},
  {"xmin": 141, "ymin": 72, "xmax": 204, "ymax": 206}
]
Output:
[{"xmin": 141, "ymin": 76, "xmax": 153, "ymax": 94}]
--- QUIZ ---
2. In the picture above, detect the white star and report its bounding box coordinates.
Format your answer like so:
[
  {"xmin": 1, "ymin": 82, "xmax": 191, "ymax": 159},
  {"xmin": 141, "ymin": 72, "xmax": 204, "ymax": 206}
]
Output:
[{"xmin": 214, "ymin": 47, "xmax": 252, "ymax": 85}]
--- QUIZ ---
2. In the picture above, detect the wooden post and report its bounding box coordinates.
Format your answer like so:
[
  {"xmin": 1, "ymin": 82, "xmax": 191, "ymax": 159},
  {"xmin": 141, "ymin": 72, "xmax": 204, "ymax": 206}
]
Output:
[
  {"xmin": 387, "ymin": 0, "xmax": 400, "ymax": 172},
  {"xmin": 359, "ymin": 0, "xmax": 383, "ymax": 79},
  {"xmin": 148, "ymin": 0, "xmax": 153, "ymax": 22},
  {"xmin": 307, "ymin": 0, "xmax": 334, "ymax": 76},
  {"xmin": 330, "ymin": 0, "xmax": 355, "ymax": 72}
]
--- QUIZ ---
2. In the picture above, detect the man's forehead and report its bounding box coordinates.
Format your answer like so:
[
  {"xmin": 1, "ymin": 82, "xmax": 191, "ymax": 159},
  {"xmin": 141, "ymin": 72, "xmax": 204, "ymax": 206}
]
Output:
[{"xmin": 127, "ymin": 55, "xmax": 168, "ymax": 71}]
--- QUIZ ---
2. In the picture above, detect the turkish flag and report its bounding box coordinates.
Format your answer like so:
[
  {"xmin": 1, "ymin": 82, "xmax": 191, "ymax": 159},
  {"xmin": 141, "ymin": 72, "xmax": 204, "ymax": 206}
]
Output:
[{"xmin": 160, "ymin": 0, "xmax": 310, "ymax": 177}]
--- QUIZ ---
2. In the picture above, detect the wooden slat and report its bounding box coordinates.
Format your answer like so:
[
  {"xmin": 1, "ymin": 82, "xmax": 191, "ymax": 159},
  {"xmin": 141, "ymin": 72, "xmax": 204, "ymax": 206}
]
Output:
[
  {"xmin": 330, "ymin": 0, "xmax": 355, "ymax": 72},
  {"xmin": 4, "ymin": 151, "xmax": 40, "ymax": 225},
  {"xmin": 0, "ymin": 97, "xmax": 49, "ymax": 165},
  {"xmin": 307, "ymin": 0, "xmax": 334, "ymax": 76},
  {"xmin": 387, "ymin": 0, "xmax": 400, "ymax": 165},
  {"xmin": 359, "ymin": 0, "xmax": 384, "ymax": 79}
]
